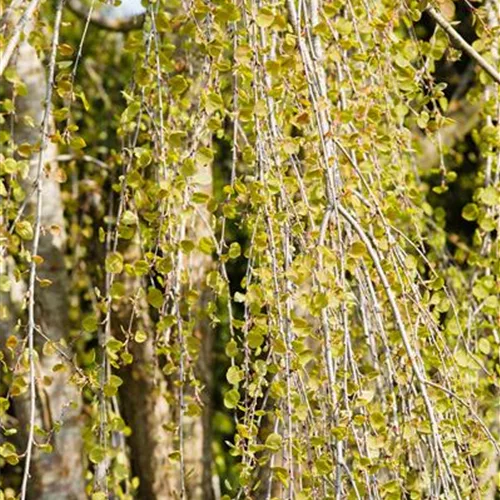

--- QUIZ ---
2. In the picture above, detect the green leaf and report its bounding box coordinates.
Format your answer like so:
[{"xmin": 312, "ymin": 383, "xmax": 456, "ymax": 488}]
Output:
[
  {"xmin": 462, "ymin": 203, "xmax": 479, "ymax": 221},
  {"xmin": 472, "ymin": 283, "xmax": 489, "ymax": 300},
  {"xmin": 224, "ymin": 388, "xmax": 240, "ymax": 409},
  {"xmin": 69, "ymin": 136, "xmax": 86, "ymax": 150},
  {"xmin": 169, "ymin": 75, "xmax": 188, "ymax": 95},
  {"xmin": 455, "ymin": 350, "xmax": 471, "ymax": 368},
  {"xmin": 315, "ymin": 456, "xmax": 332, "ymax": 475},
  {"xmin": 121, "ymin": 101, "xmax": 141, "ymax": 123},
  {"xmin": 147, "ymin": 287, "xmax": 164, "ymax": 309},
  {"xmin": 82, "ymin": 314, "xmax": 98, "ymax": 333},
  {"xmin": 205, "ymin": 92, "xmax": 224, "ymax": 114},
  {"xmin": 350, "ymin": 241, "xmax": 366, "ymax": 258},
  {"xmin": 108, "ymin": 374, "xmax": 123, "ymax": 388},
  {"xmin": 226, "ymin": 366, "xmax": 243, "ymax": 385},
  {"xmin": 110, "ymin": 282, "xmax": 126, "ymax": 299},
  {"xmin": 89, "ymin": 446, "xmax": 106, "ymax": 464},
  {"xmin": 416, "ymin": 111, "xmax": 429, "ymax": 129},
  {"xmin": 282, "ymin": 138, "xmax": 299, "ymax": 155},
  {"xmin": 15, "ymin": 221, "xmax": 33, "ymax": 240},
  {"xmin": 228, "ymin": 242, "xmax": 241, "ymax": 259},
  {"xmin": 199, "ymin": 237, "xmax": 215, "ymax": 255},
  {"xmin": 3, "ymin": 158, "xmax": 19, "ymax": 174},
  {"xmin": 17, "ymin": 143, "xmax": 33, "ymax": 157},
  {"xmin": 192, "ymin": 192, "xmax": 210, "ymax": 204},
  {"xmin": 478, "ymin": 338, "xmax": 491, "ymax": 355},
  {"xmin": 195, "ymin": 147, "xmax": 214, "ymax": 166},
  {"xmin": 0, "ymin": 397, "xmax": 10, "ymax": 417},
  {"xmin": 134, "ymin": 330, "xmax": 148, "ymax": 343},
  {"xmin": 105, "ymin": 252, "xmax": 124, "ymax": 274},
  {"xmin": 121, "ymin": 210, "xmax": 137, "ymax": 226},
  {"xmin": 479, "ymin": 186, "xmax": 498, "ymax": 206},
  {"xmin": 134, "ymin": 260, "xmax": 149, "ymax": 276},
  {"xmin": 225, "ymin": 339, "xmax": 238, "ymax": 358},
  {"xmin": 137, "ymin": 149, "xmax": 152, "ymax": 168},
  {"xmin": 76, "ymin": 91, "xmax": 90, "ymax": 111},
  {"xmin": 181, "ymin": 239, "xmax": 195, "ymax": 253},
  {"xmin": 256, "ymin": 7, "xmax": 275, "ymax": 27},
  {"xmin": 405, "ymin": 254, "xmax": 418, "ymax": 270},
  {"xmin": 265, "ymin": 432, "xmax": 282, "ymax": 452},
  {"xmin": 156, "ymin": 257, "xmax": 173, "ymax": 274},
  {"xmin": 106, "ymin": 338, "xmax": 123, "ymax": 353},
  {"xmin": 248, "ymin": 330, "xmax": 264, "ymax": 349}
]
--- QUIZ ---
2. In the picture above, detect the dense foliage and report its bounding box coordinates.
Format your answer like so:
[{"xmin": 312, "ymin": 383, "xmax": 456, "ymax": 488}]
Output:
[{"xmin": 0, "ymin": 0, "xmax": 499, "ymax": 498}]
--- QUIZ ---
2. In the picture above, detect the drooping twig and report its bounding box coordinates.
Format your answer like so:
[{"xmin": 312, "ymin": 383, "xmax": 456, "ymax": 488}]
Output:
[
  {"xmin": 424, "ymin": 379, "xmax": 500, "ymax": 455},
  {"xmin": 336, "ymin": 202, "xmax": 463, "ymax": 499},
  {"xmin": 20, "ymin": 0, "xmax": 65, "ymax": 497},
  {"xmin": 0, "ymin": 0, "xmax": 42, "ymax": 77}
]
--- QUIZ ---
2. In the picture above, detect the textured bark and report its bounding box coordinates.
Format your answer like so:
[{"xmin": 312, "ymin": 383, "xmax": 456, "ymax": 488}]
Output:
[
  {"xmin": 113, "ymin": 271, "xmax": 214, "ymax": 499},
  {"xmin": 118, "ymin": 334, "xmax": 172, "ymax": 498},
  {"xmin": 114, "ymin": 260, "xmax": 172, "ymax": 499},
  {"xmin": 116, "ymin": 220, "xmax": 215, "ymax": 499},
  {"xmin": 4, "ymin": 40, "xmax": 86, "ymax": 499},
  {"xmin": 197, "ymin": 306, "xmax": 215, "ymax": 500},
  {"xmin": 183, "ymin": 164, "xmax": 215, "ymax": 500}
]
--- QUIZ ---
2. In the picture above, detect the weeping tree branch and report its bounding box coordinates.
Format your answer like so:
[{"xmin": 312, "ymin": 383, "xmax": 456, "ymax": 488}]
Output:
[
  {"xmin": 6, "ymin": 3, "xmax": 87, "ymax": 499},
  {"xmin": 0, "ymin": 0, "xmax": 144, "ymax": 76},
  {"xmin": 20, "ymin": 0, "xmax": 65, "ymax": 496},
  {"xmin": 0, "ymin": 0, "xmax": 42, "ymax": 77},
  {"xmin": 336, "ymin": 203, "xmax": 462, "ymax": 497},
  {"xmin": 426, "ymin": 5, "xmax": 500, "ymax": 85}
]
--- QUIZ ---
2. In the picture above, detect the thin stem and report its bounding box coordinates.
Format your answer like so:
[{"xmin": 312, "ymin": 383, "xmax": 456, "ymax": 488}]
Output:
[
  {"xmin": 20, "ymin": 0, "xmax": 65, "ymax": 497},
  {"xmin": 0, "ymin": 0, "xmax": 41, "ymax": 77}
]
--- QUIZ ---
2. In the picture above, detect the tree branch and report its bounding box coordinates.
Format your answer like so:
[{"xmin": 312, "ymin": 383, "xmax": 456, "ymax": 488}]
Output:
[
  {"xmin": 426, "ymin": 5, "xmax": 500, "ymax": 85},
  {"xmin": 0, "ymin": 0, "xmax": 42, "ymax": 77}
]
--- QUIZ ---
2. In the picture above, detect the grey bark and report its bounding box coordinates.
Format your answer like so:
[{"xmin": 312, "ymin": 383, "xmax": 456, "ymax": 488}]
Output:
[{"xmin": 0, "ymin": 40, "xmax": 86, "ymax": 499}]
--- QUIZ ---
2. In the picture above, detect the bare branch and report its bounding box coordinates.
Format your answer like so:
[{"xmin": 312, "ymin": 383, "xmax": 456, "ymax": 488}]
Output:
[
  {"xmin": 20, "ymin": 0, "xmax": 65, "ymax": 496},
  {"xmin": 426, "ymin": 5, "xmax": 500, "ymax": 85},
  {"xmin": 0, "ymin": 0, "xmax": 41, "ymax": 77}
]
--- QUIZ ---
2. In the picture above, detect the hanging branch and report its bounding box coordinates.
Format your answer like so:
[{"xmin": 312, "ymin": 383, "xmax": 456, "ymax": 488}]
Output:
[
  {"xmin": 336, "ymin": 203, "xmax": 462, "ymax": 497},
  {"xmin": 20, "ymin": 0, "xmax": 65, "ymax": 497},
  {"xmin": 0, "ymin": 0, "xmax": 42, "ymax": 77},
  {"xmin": 425, "ymin": 5, "xmax": 500, "ymax": 84}
]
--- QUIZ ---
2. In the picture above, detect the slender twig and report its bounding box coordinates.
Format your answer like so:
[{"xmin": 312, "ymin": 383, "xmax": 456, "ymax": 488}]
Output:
[
  {"xmin": 20, "ymin": 0, "xmax": 65, "ymax": 497},
  {"xmin": 55, "ymin": 153, "xmax": 109, "ymax": 169},
  {"xmin": 424, "ymin": 380, "xmax": 500, "ymax": 455},
  {"xmin": 0, "ymin": 0, "xmax": 41, "ymax": 77},
  {"xmin": 337, "ymin": 203, "xmax": 462, "ymax": 499}
]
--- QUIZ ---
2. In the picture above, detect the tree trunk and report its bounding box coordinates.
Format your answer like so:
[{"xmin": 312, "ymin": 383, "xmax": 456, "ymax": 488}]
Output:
[
  {"xmin": 116, "ymin": 204, "xmax": 215, "ymax": 499},
  {"xmin": 1, "ymin": 40, "xmax": 87, "ymax": 499}
]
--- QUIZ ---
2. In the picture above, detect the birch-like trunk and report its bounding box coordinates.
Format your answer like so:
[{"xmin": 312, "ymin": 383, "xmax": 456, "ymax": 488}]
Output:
[{"xmin": 0, "ymin": 40, "xmax": 87, "ymax": 498}]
